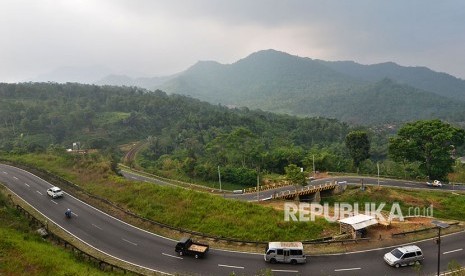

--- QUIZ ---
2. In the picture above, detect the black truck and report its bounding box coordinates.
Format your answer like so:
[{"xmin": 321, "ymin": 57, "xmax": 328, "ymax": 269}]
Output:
[{"xmin": 175, "ymin": 237, "xmax": 209, "ymax": 258}]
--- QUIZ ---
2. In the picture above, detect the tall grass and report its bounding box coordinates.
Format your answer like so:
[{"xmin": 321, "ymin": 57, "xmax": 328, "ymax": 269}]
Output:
[
  {"xmin": 0, "ymin": 192, "xmax": 119, "ymax": 275},
  {"xmin": 3, "ymin": 153, "xmax": 337, "ymax": 241},
  {"xmin": 323, "ymin": 186, "xmax": 465, "ymax": 221}
]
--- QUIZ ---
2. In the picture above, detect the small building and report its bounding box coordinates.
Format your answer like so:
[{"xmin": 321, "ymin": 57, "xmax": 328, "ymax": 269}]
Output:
[{"xmin": 339, "ymin": 214, "xmax": 378, "ymax": 239}]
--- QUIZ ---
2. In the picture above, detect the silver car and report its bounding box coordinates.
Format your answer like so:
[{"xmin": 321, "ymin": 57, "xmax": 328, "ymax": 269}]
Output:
[{"xmin": 384, "ymin": 245, "xmax": 424, "ymax": 268}]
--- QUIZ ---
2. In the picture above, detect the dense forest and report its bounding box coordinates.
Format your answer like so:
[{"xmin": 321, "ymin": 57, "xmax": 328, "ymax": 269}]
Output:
[
  {"xmin": 1, "ymin": 82, "xmax": 464, "ymax": 186},
  {"xmin": 0, "ymin": 82, "xmax": 367, "ymax": 186}
]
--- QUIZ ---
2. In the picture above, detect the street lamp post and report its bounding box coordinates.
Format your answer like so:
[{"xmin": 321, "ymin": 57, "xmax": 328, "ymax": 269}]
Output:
[{"xmin": 431, "ymin": 220, "xmax": 450, "ymax": 276}]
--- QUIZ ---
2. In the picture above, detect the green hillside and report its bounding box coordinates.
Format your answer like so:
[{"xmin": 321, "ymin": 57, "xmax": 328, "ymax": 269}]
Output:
[
  {"xmin": 158, "ymin": 50, "xmax": 465, "ymax": 125},
  {"xmin": 318, "ymin": 60, "xmax": 465, "ymax": 102}
]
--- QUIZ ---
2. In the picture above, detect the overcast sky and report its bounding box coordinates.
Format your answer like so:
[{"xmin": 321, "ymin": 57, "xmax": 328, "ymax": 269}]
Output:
[{"xmin": 2, "ymin": 0, "xmax": 465, "ymax": 82}]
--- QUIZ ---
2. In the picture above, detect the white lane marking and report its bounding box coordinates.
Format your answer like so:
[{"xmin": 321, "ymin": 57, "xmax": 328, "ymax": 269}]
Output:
[
  {"xmin": 92, "ymin": 224, "xmax": 103, "ymax": 230},
  {"xmin": 25, "ymin": 183, "xmax": 30, "ymax": 187},
  {"xmin": 50, "ymin": 200, "xmax": 58, "ymax": 205},
  {"xmin": 2, "ymin": 171, "xmax": 7, "ymax": 174},
  {"xmin": 443, "ymin": 248, "xmax": 463, "ymax": 255},
  {"xmin": 36, "ymin": 191, "xmax": 43, "ymax": 195},
  {"xmin": 13, "ymin": 176, "xmax": 18, "ymax": 180},
  {"xmin": 162, "ymin": 253, "xmax": 183, "ymax": 259},
  {"xmin": 335, "ymin": 267, "xmax": 362, "ymax": 272},
  {"xmin": 122, "ymin": 238, "xmax": 138, "ymax": 246},
  {"xmin": 218, "ymin": 264, "xmax": 244, "ymax": 269},
  {"xmin": 271, "ymin": 270, "xmax": 299, "ymax": 273}
]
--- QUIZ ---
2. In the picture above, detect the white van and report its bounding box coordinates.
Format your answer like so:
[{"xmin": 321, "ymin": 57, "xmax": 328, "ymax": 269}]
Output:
[
  {"xmin": 264, "ymin": 242, "xmax": 306, "ymax": 264},
  {"xmin": 384, "ymin": 245, "xmax": 424, "ymax": 268}
]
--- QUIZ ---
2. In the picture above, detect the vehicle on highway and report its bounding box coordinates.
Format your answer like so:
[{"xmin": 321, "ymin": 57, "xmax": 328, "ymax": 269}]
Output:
[
  {"xmin": 65, "ymin": 208, "xmax": 72, "ymax": 218},
  {"xmin": 384, "ymin": 245, "xmax": 424, "ymax": 268},
  {"xmin": 47, "ymin": 186, "xmax": 63, "ymax": 198},
  {"xmin": 175, "ymin": 237, "xmax": 209, "ymax": 259},
  {"xmin": 264, "ymin": 242, "xmax": 306, "ymax": 264},
  {"xmin": 426, "ymin": 180, "xmax": 443, "ymax": 187}
]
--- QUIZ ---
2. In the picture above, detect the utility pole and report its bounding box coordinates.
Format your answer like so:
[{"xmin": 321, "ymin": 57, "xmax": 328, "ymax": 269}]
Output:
[
  {"xmin": 313, "ymin": 155, "xmax": 315, "ymax": 178},
  {"xmin": 218, "ymin": 165, "xmax": 222, "ymax": 192},
  {"xmin": 257, "ymin": 172, "xmax": 260, "ymax": 202}
]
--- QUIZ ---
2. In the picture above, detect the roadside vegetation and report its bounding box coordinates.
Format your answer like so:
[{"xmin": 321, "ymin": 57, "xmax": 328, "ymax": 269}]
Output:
[
  {"xmin": 1, "ymin": 152, "xmax": 338, "ymax": 241},
  {"xmin": 0, "ymin": 191, "xmax": 119, "ymax": 275},
  {"xmin": 322, "ymin": 185, "xmax": 465, "ymax": 221}
]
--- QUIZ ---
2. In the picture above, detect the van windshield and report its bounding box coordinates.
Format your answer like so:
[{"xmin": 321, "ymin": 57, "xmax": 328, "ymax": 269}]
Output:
[{"xmin": 391, "ymin": 249, "xmax": 403, "ymax": 258}]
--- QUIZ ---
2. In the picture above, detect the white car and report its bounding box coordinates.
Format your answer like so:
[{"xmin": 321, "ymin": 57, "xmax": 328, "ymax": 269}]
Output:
[
  {"xmin": 427, "ymin": 180, "xmax": 442, "ymax": 187},
  {"xmin": 47, "ymin": 186, "xmax": 63, "ymax": 198}
]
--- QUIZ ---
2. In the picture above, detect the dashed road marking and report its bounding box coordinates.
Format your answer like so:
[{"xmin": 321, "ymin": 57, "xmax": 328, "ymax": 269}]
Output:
[
  {"xmin": 92, "ymin": 224, "xmax": 103, "ymax": 230},
  {"xmin": 443, "ymin": 248, "xmax": 463, "ymax": 255},
  {"xmin": 122, "ymin": 238, "xmax": 137, "ymax": 246},
  {"xmin": 218, "ymin": 264, "xmax": 244, "ymax": 269},
  {"xmin": 335, "ymin": 267, "xmax": 361, "ymax": 272},
  {"xmin": 162, "ymin": 253, "xmax": 183, "ymax": 259}
]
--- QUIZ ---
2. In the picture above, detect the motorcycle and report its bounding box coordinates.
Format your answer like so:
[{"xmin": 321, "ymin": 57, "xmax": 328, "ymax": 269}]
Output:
[{"xmin": 65, "ymin": 209, "xmax": 72, "ymax": 218}]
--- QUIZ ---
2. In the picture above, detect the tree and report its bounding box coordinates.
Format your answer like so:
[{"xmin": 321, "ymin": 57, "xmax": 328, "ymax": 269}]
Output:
[
  {"xmin": 345, "ymin": 131, "xmax": 370, "ymax": 172},
  {"xmin": 285, "ymin": 164, "xmax": 306, "ymax": 186},
  {"xmin": 389, "ymin": 119, "xmax": 465, "ymax": 180}
]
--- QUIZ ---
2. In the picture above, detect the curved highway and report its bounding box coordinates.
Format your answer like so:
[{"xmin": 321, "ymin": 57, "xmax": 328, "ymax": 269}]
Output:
[
  {"xmin": 2, "ymin": 164, "xmax": 465, "ymax": 275},
  {"xmin": 122, "ymin": 170, "xmax": 465, "ymax": 202}
]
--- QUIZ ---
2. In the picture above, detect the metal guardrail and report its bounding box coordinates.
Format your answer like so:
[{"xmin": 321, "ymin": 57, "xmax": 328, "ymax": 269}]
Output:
[
  {"xmin": 391, "ymin": 222, "xmax": 460, "ymax": 237},
  {"xmin": 6, "ymin": 197, "xmax": 138, "ymax": 275},
  {"xmin": 243, "ymin": 182, "xmax": 291, "ymax": 194},
  {"xmin": 119, "ymin": 164, "xmax": 229, "ymax": 193},
  {"xmin": 272, "ymin": 182, "xmax": 337, "ymax": 199},
  {"xmin": 303, "ymin": 238, "xmax": 370, "ymax": 245}
]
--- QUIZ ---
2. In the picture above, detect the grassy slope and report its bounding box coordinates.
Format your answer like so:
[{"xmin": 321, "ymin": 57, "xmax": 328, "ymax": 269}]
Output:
[
  {"xmin": 2, "ymin": 152, "xmax": 336, "ymax": 241},
  {"xmin": 0, "ymin": 192, "xmax": 118, "ymax": 276},
  {"xmin": 323, "ymin": 186, "xmax": 465, "ymax": 221}
]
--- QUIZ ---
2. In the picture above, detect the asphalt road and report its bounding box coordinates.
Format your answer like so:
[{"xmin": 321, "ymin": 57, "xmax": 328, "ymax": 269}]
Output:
[
  {"xmin": 2, "ymin": 164, "xmax": 465, "ymax": 275},
  {"xmin": 122, "ymin": 170, "xmax": 465, "ymax": 202}
]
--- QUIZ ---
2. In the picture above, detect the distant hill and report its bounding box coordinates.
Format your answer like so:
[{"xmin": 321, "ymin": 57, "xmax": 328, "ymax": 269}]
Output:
[
  {"xmin": 317, "ymin": 60, "xmax": 465, "ymax": 102},
  {"xmin": 159, "ymin": 50, "xmax": 366, "ymax": 111},
  {"xmin": 95, "ymin": 49, "xmax": 465, "ymax": 125}
]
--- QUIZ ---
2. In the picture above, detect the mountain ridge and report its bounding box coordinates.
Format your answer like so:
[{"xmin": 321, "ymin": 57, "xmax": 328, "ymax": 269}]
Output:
[{"xmin": 91, "ymin": 49, "xmax": 465, "ymax": 125}]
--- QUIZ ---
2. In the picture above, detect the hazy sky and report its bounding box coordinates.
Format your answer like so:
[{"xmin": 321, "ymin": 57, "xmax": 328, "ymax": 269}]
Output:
[{"xmin": 2, "ymin": 0, "xmax": 465, "ymax": 82}]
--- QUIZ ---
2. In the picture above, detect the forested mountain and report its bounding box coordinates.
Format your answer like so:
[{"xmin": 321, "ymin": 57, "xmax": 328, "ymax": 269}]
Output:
[
  {"xmin": 294, "ymin": 79, "xmax": 465, "ymax": 125},
  {"xmin": 318, "ymin": 60, "xmax": 465, "ymax": 102},
  {"xmin": 159, "ymin": 50, "xmax": 365, "ymax": 111},
  {"xmin": 0, "ymin": 83, "xmax": 356, "ymax": 183},
  {"xmin": 152, "ymin": 50, "xmax": 465, "ymax": 125}
]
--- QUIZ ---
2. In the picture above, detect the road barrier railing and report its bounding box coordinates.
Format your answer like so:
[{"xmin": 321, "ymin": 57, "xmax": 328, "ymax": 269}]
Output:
[
  {"xmin": 272, "ymin": 182, "xmax": 337, "ymax": 199},
  {"xmin": 243, "ymin": 182, "xmax": 292, "ymax": 194},
  {"xmin": 118, "ymin": 164, "xmax": 228, "ymax": 194},
  {"xmin": 391, "ymin": 221, "xmax": 460, "ymax": 237},
  {"xmin": 4, "ymin": 194, "xmax": 143, "ymax": 275}
]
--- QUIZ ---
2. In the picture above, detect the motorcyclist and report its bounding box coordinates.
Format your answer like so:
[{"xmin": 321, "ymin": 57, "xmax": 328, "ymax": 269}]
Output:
[{"xmin": 65, "ymin": 208, "xmax": 72, "ymax": 218}]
